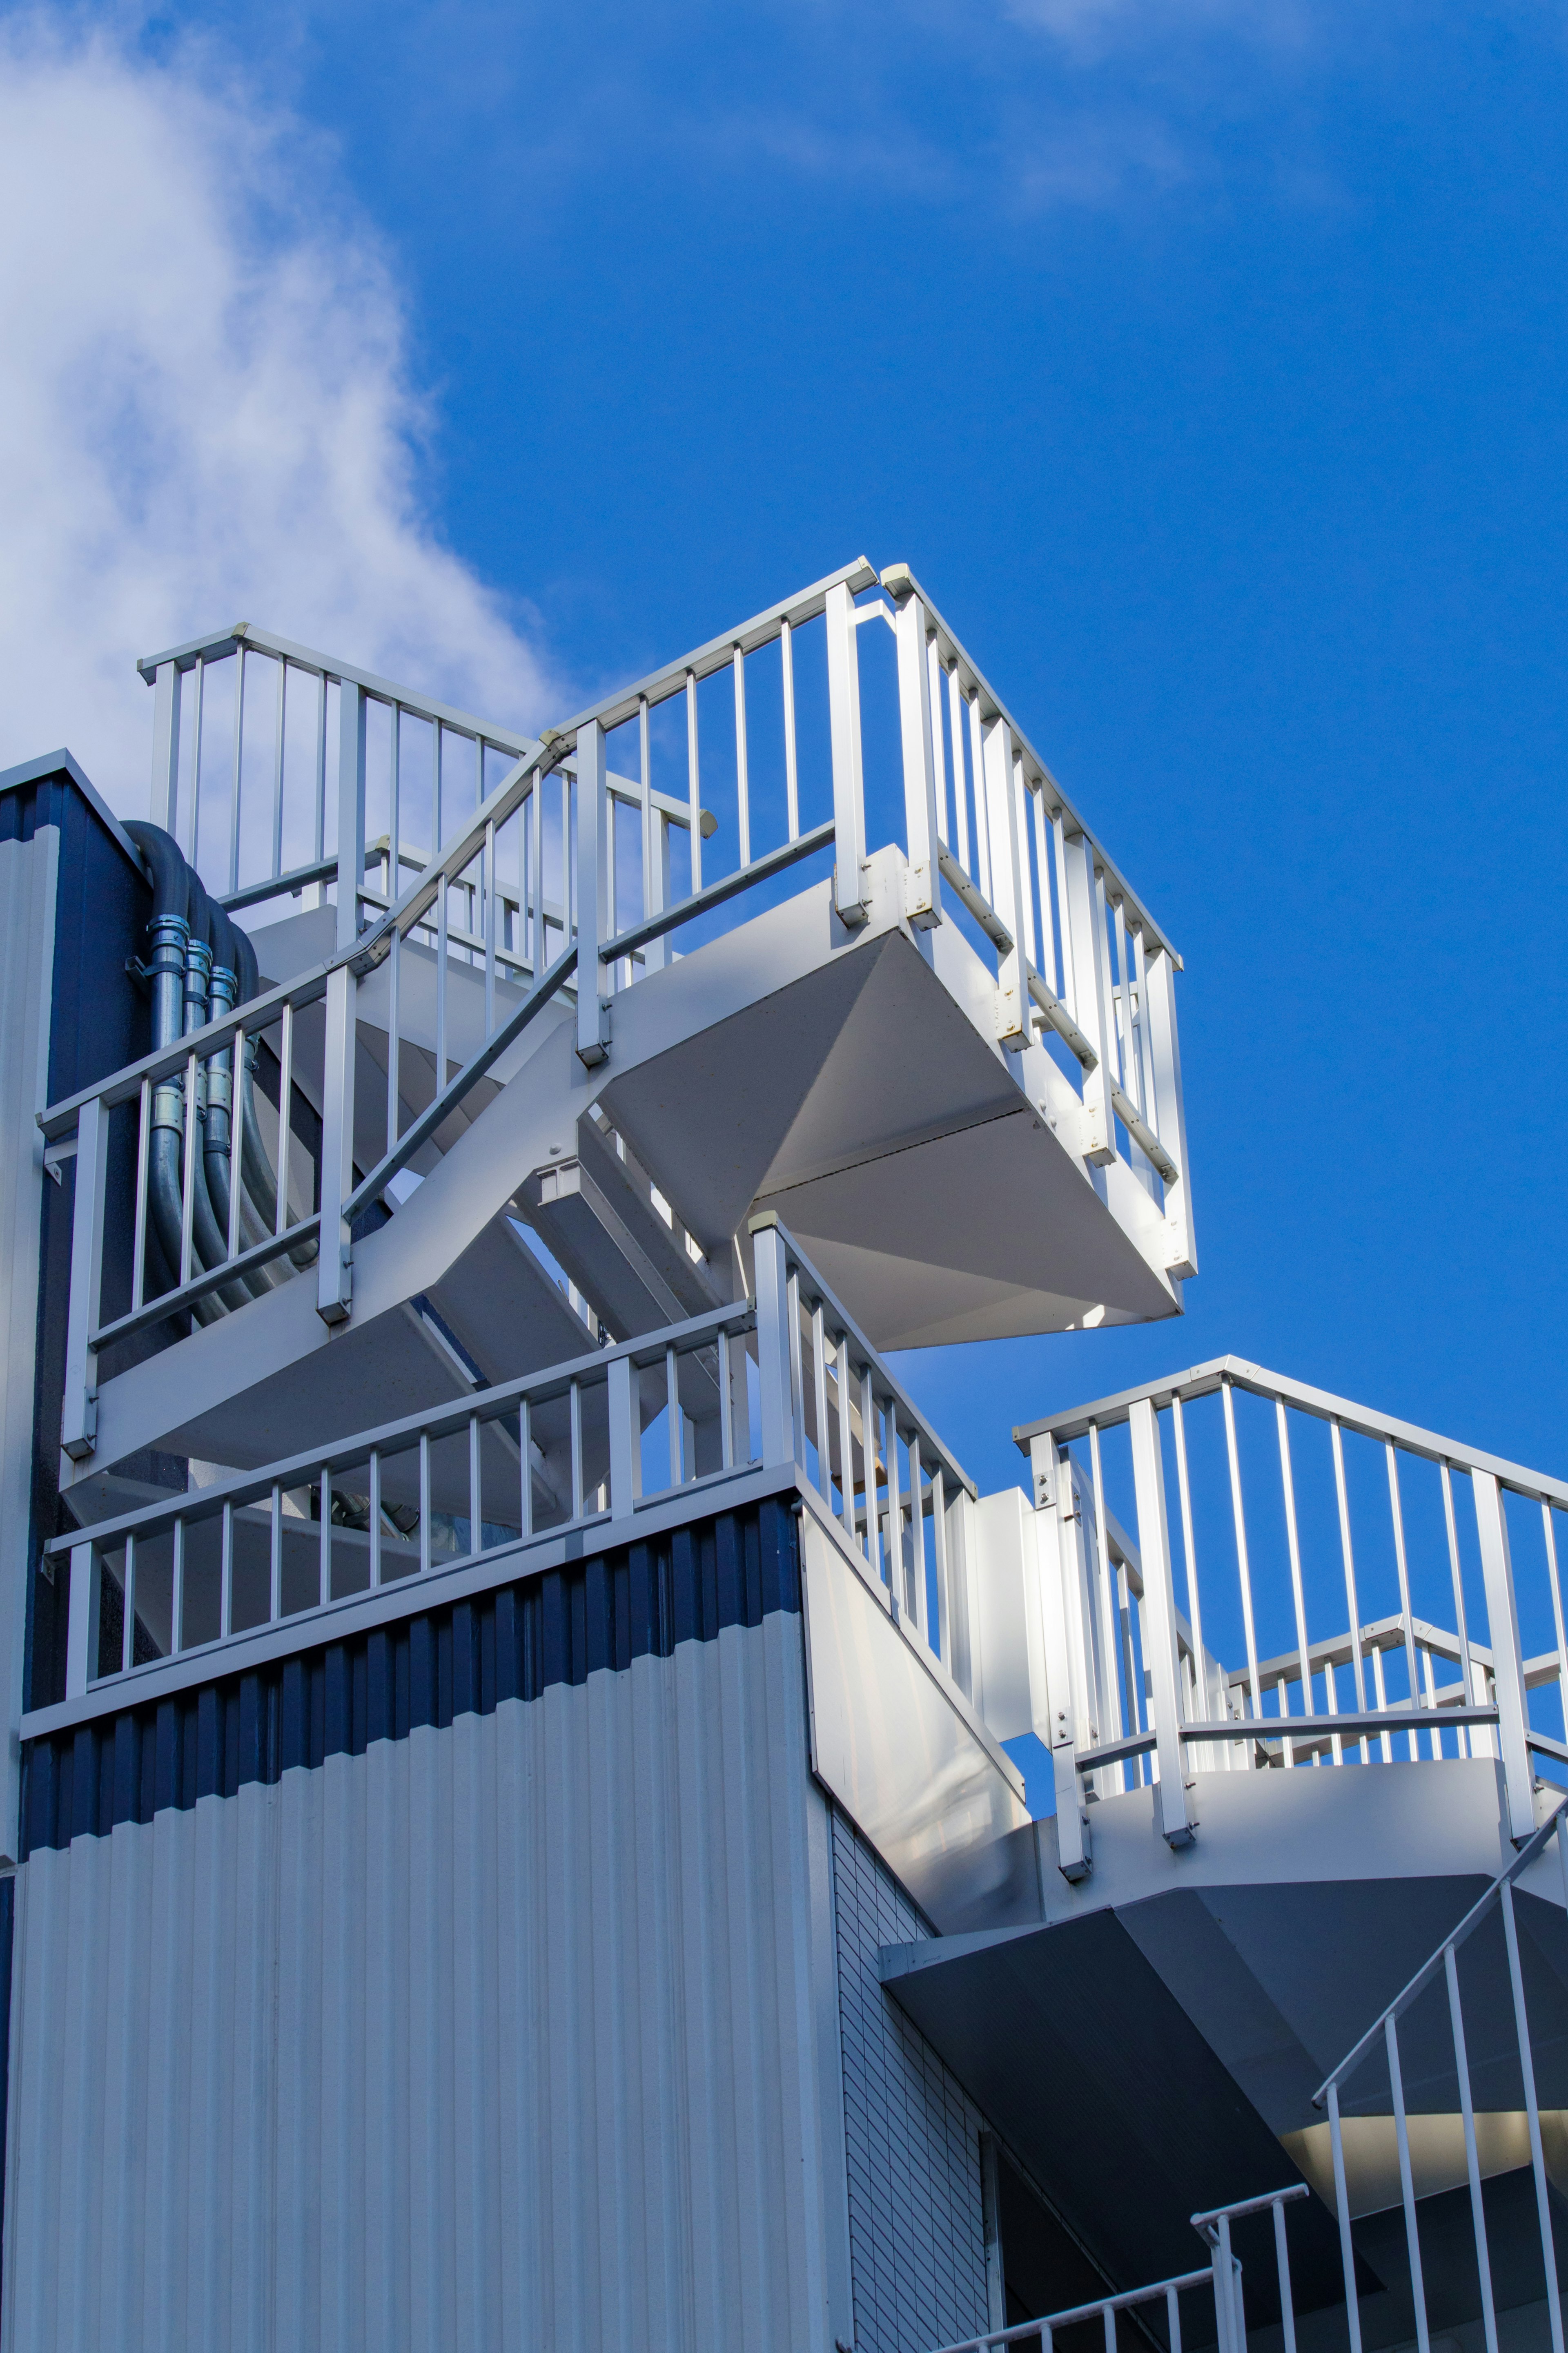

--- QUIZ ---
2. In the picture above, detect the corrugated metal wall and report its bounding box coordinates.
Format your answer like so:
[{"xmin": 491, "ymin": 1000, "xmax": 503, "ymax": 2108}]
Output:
[
  {"xmin": 832, "ymin": 1809, "xmax": 991, "ymax": 2353},
  {"xmin": 3, "ymin": 1608, "xmax": 853, "ymax": 2353}
]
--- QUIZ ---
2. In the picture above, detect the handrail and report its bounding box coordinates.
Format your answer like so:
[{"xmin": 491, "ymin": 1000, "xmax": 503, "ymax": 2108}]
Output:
[
  {"xmin": 1312, "ymin": 1797, "xmax": 1568, "ymax": 2106},
  {"xmin": 1014, "ymin": 1350, "xmax": 1568, "ymax": 1510}
]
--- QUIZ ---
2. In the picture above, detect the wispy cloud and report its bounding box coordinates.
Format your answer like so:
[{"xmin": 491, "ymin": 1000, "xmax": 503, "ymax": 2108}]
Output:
[{"xmin": 0, "ymin": 15, "xmax": 559, "ymax": 812}]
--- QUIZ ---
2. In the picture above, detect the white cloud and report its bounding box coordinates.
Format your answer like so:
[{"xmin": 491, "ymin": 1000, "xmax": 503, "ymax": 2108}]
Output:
[{"xmin": 0, "ymin": 16, "xmax": 559, "ymax": 814}]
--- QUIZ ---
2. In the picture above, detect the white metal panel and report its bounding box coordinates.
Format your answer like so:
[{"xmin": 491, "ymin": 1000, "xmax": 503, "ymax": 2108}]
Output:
[
  {"xmin": 800, "ymin": 1513, "xmax": 1034, "ymax": 1936},
  {"xmin": 3, "ymin": 1614, "xmax": 853, "ymax": 2353},
  {"xmin": 0, "ymin": 832, "xmax": 58, "ymax": 1860}
]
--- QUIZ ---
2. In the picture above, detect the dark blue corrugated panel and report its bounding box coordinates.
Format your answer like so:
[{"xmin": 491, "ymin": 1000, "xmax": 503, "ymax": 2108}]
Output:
[{"xmin": 20, "ymin": 1497, "xmax": 802, "ymax": 1859}]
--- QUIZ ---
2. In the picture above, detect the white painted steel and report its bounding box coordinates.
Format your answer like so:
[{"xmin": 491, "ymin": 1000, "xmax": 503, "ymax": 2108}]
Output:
[{"xmin": 4, "ymin": 1613, "xmax": 854, "ymax": 2353}]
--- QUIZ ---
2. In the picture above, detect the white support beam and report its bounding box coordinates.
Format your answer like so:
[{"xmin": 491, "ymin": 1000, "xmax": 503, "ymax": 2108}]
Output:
[
  {"xmin": 1473, "ymin": 1470, "xmax": 1538, "ymax": 1843},
  {"xmin": 575, "ymin": 717, "xmax": 611, "ymax": 1067},
  {"xmin": 1129, "ymin": 1397, "xmax": 1196, "ymax": 1849},
  {"xmin": 825, "ymin": 580, "xmax": 869, "ymax": 928}
]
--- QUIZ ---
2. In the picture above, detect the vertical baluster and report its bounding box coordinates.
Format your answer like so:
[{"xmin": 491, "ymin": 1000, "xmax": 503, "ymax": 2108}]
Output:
[
  {"xmin": 365, "ymin": 1451, "xmax": 380, "ymax": 1588},
  {"xmin": 1386, "ymin": 1443, "xmax": 1422, "ymax": 1758},
  {"xmin": 927, "ymin": 634, "xmax": 949, "ymax": 850},
  {"xmin": 1421, "ymin": 1644, "xmax": 1443, "ymax": 1758},
  {"xmin": 225, "ymin": 1030, "xmax": 245, "ymax": 1261},
  {"xmin": 314, "ymin": 670, "xmax": 327, "ymax": 865},
  {"xmin": 837, "ymin": 1334, "xmax": 856, "ymax": 1550},
  {"xmin": 272, "ymin": 655, "xmax": 287, "ymax": 881},
  {"xmin": 929, "ymin": 1466, "xmax": 950, "ymax": 1664},
  {"xmin": 436, "ymin": 868, "xmax": 448, "ymax": 1086},
  {"xmin": 1088, "ymin": 1424, "xmax": 1128, "ymax": 1785},
  {"xmin": 219, "ymin": 1505, "xmax": 232, "ymax": 1641},
  {"xmin": 179, "ymin": 1049, "xmax": 199, "ymax": 1285},
  {"xmin": 686, "ymin": 671, "xmax": 702, "ymax": 897},
  {"xmin": 1171, "ymin": 1397, "xmax": 1209, "ymax": 1724},
  {"xmin": 419, "ymin": 1434, "xmax": 431, "ymax": 1572},
  {"xmin": 1277, "ymin": 1403, "xmax": 1314, "ymax": 1762},
  {"xmin": 908, "ymin": 1432, "xmax": 929, "ymax": 1644},
  {"xmin": 131, "ymin": 1075, "xmax": 151, "ymax": 1312},
  {"xmin": 172, "ymin": 1516, "xmax": 186, "ymax": 1654},
  {"xmin": 1114, "ymin": 896, "xmax": 1139, "ymax": 1110},
  {"xmin": 186, "ymin": 655, "xmax": 204, "ymax": 861},
  {"xmin": 891, "ymin": 579, "xmax": 942, "ymax": 930},
  {"xmin": 885, "ymin": 1402, "xmax": 903, "ymax": 1611},
  {"xmin": 432, "ymin": 720, "xmax": 443, "ymax": 854},
  {"xmin": 967, "ymin": 692, "xmax": 992, "ymax": 904},
  {"xmin": 1386, "ymin": 2017, "xmax": 1432, "ymax": 2353},
  {"xmin": 275, "ymin": 1000, "xmax": 295, "ymax": 1236},
  {"xmin": 531, "ymin": 772, "xmax": 545, "ymax": 975},
  {"xmin": 570, "ymin": 1381, "xmax": 584, "ymax": 1520},
  {"xmin": 484, "ymin": 818, "xmax": 497, "ymax": 1038},
  {"xmin": 1474, "ymin": 1471, "xmax": 1539, "ymax": 1844},
  {"xmin": 319, "ymin": 1464, "xmax": 333, "ymax": 1606},
  {"xmin": 1444, "ymin": 1944, "xmax": 1499, "ymax": 2353},
  {"xmin": 860, "ymin": 1365, "xmax": 879, "ymax": 1573},
  {"xmin": 781, "ymin": 618, "xmax": 800, "ymax": 842},
  {"xmin": 1543, "ymin": 1502, "xmax": 1568, "ymax": 1757},
  {"xmin": 61, "ymin": 1094, "xmax": 107, "ymax": 1464},
  {"xmin": 1011, "ymin": 750, "xmax": 1038, "ymax": 970},
  {"xmin": 718, "ymin": 1327, "xmax": 735, "ymax": 1470},
  {"xmin": 811, "ymin": 1301, "xmax": 831, "ymax": 1508},
  {"xmin": 388, "ymin": 704, "xmax": 402, "ymax": 908},
  {"xmin": 1032, "ymin": 789, "xmax": 1058, "ymax": 999},
  {"xmin": 947, "ymin": 665, "xmax": 971, "ymax": 876},
  {"xmin": 664, "ymin": 1345, "xmax": 682, "ymax": 1487},
  {"xmin": 1221, "ymin": 1379, "xmax": 1263, "ymax": 1724},
  {"xmin": 1442, "ymin": 1464, "xmax": 1479, "ymax": 1761},
  {"xmin": 520, "ymin": 1400, "xmax": 533, "ymax": 1537},
  {"xmin": 229, "ymin": 645, "xmax": 245, "ymax": 895},
  {"xmin": 1330, "ymin": 1419, "xmax": 1370, "ymax": 1760},
  {"xmin": 122, "ymin": 1532, "xmax": 137, "ymax": 1674},
  {"xmin": 733, "ymin": 645, "xmax": 750, "ymax": 868},
  {"xmin": 1326, "ymin": 2082, "xmax": 1364, "ymax": 2353},
  {"xmin": 469, "ymin": 1414, "xmax": 482, "ymax": 1553},
  {"xmin": 386, "ymin": 930, "xmax": 401, "ymax": 1158}
]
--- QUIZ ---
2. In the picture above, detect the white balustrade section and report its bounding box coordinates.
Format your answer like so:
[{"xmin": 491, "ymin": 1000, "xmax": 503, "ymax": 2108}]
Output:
[
  {"xmin": 927, "ymin": 2184, "xmax": 1308, "ymax": 2353},
  {"xmin": 1018, "ymin": 1355, "xmax": 1568, "ymax": 1862},
  {"xmin": 46, "ymin": 1227, "xmax": 971, "ymax": 1705}
]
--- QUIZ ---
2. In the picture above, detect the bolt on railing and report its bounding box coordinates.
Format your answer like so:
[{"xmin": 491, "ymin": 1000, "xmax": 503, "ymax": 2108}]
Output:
[{"xmin": 1015, "ymin": 1355, "xmax": 1568, "ymax": 1874}]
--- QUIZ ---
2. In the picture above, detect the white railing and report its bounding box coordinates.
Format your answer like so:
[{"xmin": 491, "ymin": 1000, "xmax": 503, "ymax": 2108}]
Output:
[
  {"xmin": 42, "ymin": 560, "xmax": 1189, "ymax": 1459},
  {"xmin": 1312, "ymin": 1801, "xmax": 1568, "ymax": 2353},
  {"xmin": 1016, "ymin": 1356, "xmax": 1568, "ymax": 1869},
  {"xmin": 929, "ymin": 2183, "xmax": 1308, "ymax": 2353},
  {"xmin": 44, "ymin": 1225, "xmax": 971, "ymax": 1706}
]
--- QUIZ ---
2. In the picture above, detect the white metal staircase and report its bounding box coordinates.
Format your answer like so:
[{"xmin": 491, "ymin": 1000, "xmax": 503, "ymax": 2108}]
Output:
[{"xmin": 42, "ymin": 559, "xmax": 1194, "ymax": 1515}]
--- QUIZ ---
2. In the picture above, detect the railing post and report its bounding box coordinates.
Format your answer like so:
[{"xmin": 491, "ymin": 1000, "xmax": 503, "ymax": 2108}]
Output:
[
  {"xmin": 825, "ymin": 581, "xmax": 869, "ymax": 928},
  {"xmin": 149, "ymin": 658, "xmax": 182, "ymax": 833},
  {"xmin": 1031, "ymin": 1433, "xmax": 1091, "ymax": 1882},
  {"xmin": 1129, "ymin": 1398, "xmax": 1196, "ymax": 1848},
  {"xmin": 1142, "ymin": 944, "xmax": 1196, "ymax": 1279},
  {"xmin": 1473, "ymin": 1470, "xmax": 1537, "ymax": 1842},
  {"xmin": 890, "ymin": 580, "xmax": 942, "ymax": 931},
  {"xmin": 751, "ymin": 1218, "xmax": 799, "ymax": 1468},
  {"xmin": 336, "ymin": 680, "xmax": 366, "ymax": 948},
  {"xmin": 1062, "ymin": 831, "xmax": 1116, "ymax": 1166},
  {"xmin": 60, "ymin": 1094, "xmax": 108, "ymax": 1462},
  {"xmin": 575, "ymin": 718, "xmax": 611, "ymax": 1067},
  {"xmin": 980, "ymin": 715, "xmax": 1028, "ymax": 1049},
  {"xmin": 65, "ymin": 1542, "xmax": 98, "ymax": 1699},
  {"xmin": 607, "ymin": 1353, "xmax": 642, "ymax": 1519}
]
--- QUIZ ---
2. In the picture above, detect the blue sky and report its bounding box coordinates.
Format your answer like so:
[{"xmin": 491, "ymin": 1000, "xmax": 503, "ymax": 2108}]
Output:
[{"xmin": 5, "ymin": 0, "xmax": 1568, "ymax": 1503}]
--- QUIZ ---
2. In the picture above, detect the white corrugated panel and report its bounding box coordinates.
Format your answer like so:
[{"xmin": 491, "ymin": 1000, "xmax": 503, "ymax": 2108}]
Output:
[
  {"xmin": 4, "ymin": 1613, "xmax": 854, "ymax": 2353},
  {"xmin": 0, "ymin": 832, "xmax": 58, "ymax": 1861}
]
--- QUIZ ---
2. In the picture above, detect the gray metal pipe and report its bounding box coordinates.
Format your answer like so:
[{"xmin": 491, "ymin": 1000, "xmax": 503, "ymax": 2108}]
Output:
[{"xmin": 122, "ymin": 823, "xmax": 224, "ymax": 1327}]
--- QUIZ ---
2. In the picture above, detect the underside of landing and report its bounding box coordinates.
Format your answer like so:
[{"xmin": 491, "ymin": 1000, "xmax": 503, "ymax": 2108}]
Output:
[
  {"xmin": 69, "ymin": 854, "xmax": 1181, "ymax": 1491},
  {"xmin": 880, "ymin": 1763, "xmax": 1568, "ymax": 2336}
]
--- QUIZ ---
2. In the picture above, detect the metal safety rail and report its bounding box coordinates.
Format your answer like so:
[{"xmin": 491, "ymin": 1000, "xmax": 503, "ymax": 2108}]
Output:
[
  {"xmin": 1015, "ymin": 1357, "xmax": 1568, "ymax": 1869},
  {"xmin": 1311, "ymin": 1802, "xmax": 1568, "ymax": 2353},
  {"xmin": 40, "ymin": 560, "xmax": 1192, "ymax": 1466},
  {"xmin": 928, "ymin": 2184, "xmax": 1308, "ymax": 2353},
  {"xmin": 42, "ymin": 1225, "xmax": 971, "ymax": 1706}
]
